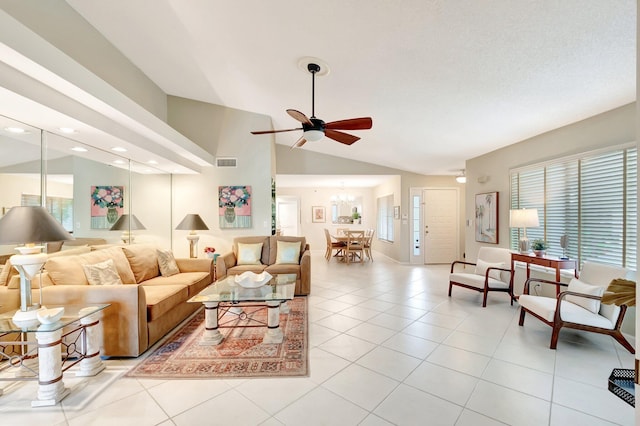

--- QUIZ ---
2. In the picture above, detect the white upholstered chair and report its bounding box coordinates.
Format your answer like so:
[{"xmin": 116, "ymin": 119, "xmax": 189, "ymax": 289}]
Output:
[
  {"xmin": 518, "ymin": 261, "xmax": 635, "ymax": 353},
  {"xmin": 449, "ymin": 247, "xmax": 514, "ymax": 307}
]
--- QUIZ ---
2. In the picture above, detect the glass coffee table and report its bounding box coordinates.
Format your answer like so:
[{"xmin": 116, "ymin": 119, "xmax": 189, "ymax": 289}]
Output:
[
  {"xmin": 0, "ymin": 304, "xmax": 109, "ymax": 407},
  {"xmin": 188, "ymin": 274, "xmax": 296, "ymax": 345}
]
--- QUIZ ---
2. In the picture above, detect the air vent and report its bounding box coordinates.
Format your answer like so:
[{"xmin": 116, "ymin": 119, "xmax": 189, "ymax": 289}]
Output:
[{"xmin": 216, "ymin": 157, "xmax": 237, "ymax": 168}]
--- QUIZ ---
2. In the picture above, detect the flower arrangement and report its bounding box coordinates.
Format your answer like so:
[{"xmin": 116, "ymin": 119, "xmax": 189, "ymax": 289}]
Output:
[
  {"xmin": 218, "ymin": 186, "xmax": 251, "ymax": 208},
  {"xmin": 204, "ymin": 247, "xmax": 216, "ymax": 254},
  {"xmin": 91, "ymin": 186, "xmax": 123, "ymax": 209}
]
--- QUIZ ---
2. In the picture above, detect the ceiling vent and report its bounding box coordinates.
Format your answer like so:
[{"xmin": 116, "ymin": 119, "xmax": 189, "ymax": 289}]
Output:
[{"xmin": 216, "ymin": 157, "xmax": 237, "ymax": 168}]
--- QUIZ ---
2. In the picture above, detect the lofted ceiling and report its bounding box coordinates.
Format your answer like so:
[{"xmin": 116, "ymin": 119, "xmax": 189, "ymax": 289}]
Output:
[{"xmin": 58, "ymin": 1, "xmax": 637, "ymax": 175}]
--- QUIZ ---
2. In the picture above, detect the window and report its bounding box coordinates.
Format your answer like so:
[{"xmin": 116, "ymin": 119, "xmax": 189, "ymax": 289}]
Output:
[
  {"xmin": 510, "ymin": 145, "xmax": 636, "ymax": 269},
  {"xmin": 377, "ymin": 194, "xmax": 394, "ymax": 242},
  {"xmin": 21, "ymin": 194, "xmax": 74, "ymax": 232}
]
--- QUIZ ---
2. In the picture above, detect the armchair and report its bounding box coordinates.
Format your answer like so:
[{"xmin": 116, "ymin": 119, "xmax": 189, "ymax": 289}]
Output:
[
  {"xmin": 449, "ymin": 247, "xmax": 514, "ymax": 307},
  {"xmin": 518, "ymin": 261, "xmax": 634, "ymax": 353}
]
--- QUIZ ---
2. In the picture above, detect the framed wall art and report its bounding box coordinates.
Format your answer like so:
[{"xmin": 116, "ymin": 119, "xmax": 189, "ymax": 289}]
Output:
[
  {"xmin": 312, "ymin": 206, "xmax": 325, "ymax": 223},
  {"xmin": 475, "ymin": 191, "xmax": 498, "ymax": 244},
  {"xmin": 219, "ymin": 185, "xmax": 252, "ymax": 228},
  {"xmin": 91, "ymin": 185, "xmax": 124, "ymax": 229}
]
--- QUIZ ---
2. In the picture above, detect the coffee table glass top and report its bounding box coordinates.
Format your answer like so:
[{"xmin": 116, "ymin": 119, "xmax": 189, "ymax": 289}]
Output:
[
  {"xmin": 189, "ymin": 274, "xmax": 296, "ymax": 304},
  {"xmin": 0, "ymin": 304, "xmax": 109, "ymax": 333}
]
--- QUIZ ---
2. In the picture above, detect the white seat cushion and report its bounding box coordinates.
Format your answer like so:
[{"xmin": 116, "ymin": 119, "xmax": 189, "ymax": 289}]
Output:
[
  {"xmin": 450, "ymin": 272, "xmax": 509, "ymax": 290},
  {"xmin": 519, "ymin": 295, "xmax": 615, "ymax": 329}
]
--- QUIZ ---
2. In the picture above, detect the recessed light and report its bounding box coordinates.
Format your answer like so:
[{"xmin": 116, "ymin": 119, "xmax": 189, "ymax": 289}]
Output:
[
  {"xmin": 71, "ymin": 146, "xmax": 88, "ymax": 152},
  {"xmin": 113, "ymin": 159, "xmax": 126, "ymax": 165},
  {"xmin": 59, "ymin": 127, "xmax": 77, "ymax": 134},
  {"xmin": 4, "ymin": 127, "xmax": 27, "ymax": 134},
  {"xmin": 111, "ymin": 147, "xmax": 127, "ymax": 152},
  {"xmin": 147, "ymin": 160, "xmax": 158, "ymax": 165}
]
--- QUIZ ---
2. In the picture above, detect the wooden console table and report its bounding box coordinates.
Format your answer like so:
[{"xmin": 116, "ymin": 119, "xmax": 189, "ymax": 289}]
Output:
[{"xmin": 511, "ymin": 252, "xmax": 578, "ymax": 295}]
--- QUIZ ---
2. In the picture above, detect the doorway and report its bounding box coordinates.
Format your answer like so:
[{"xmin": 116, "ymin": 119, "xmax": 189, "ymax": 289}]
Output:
[
  {"xmin": 276, "ymin": 196, "xmax": 300, "ymax": 236},
  {"xmin": 422, "ymin": 188, "xmax": 459, "ymax": 264}
]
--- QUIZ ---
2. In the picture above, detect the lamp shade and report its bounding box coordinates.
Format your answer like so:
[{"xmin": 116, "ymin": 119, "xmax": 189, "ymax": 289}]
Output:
[
  {"xmin": 509, "ymin": 208, "xmax": 539, "ymax": 228},
  {"xmin": 175, "ymin": 214, "xmax": 209, "ymax": 231},
  {"xmin": 110, "ymin": 214, "xmax": 146, "ymax": 231},
  {"xmin": 0, "ymin": 206, "xmax": 73, "ymax": 244}
]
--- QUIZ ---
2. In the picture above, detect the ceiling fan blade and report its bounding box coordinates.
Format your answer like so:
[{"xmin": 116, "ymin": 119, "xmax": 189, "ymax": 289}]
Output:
[
  {"xmin": 286, "ymin": 109, "xmax": 313, "ymax": 125},
  {"xmin": 325, "ymin": 117, "xmax": 372, "ymax": 131},
  {"xmin": 325, "ymin": 129, "xmax": 360, "ymax": 145},
  {"xmin": 290, "ymin": 136, "xmax": 307, "ymax": 149},
  {"xmin": 251, "ymin": 128, "xmax": 302, "ymax": 135}
]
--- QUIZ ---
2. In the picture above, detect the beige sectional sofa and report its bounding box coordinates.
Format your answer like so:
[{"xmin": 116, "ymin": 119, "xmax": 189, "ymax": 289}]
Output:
[
  {"xmin": 0, "ymin": 244, "xmax": 213, "ymax": 357},
  {"xmin": 216, "ymin": 235, "xmax": 311, "ymax": 295}
]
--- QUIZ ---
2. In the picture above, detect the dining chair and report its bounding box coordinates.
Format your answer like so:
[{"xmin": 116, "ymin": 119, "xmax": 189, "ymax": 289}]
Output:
[
  {"xmin": 324, "ymin": 228, "xmax": 345, "ymax": 261},
  {"xmin": 518, "ymin": 261, "xmax": 635, "ymax": 353},
  {"xmin": 364, "ymin": 229, "xmax": 375, "ymax": 261},
  {"xmin": 345, "ymin": 230, "xmax": 365, "ymax": 264}
]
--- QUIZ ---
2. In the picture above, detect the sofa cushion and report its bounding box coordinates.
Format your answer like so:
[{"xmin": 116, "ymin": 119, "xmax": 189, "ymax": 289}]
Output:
[
  {"xmin": 123, "ymin": 245, "xmax": 160, "ymax": 283},
  {"xmin": 269, "ymin": 236, "xmax": 306, "ymax": 265},
  {"xmin": 45, "ymin": 246, "xmax": 135, "ymax": 285},
  {"xmin": 82, "ymin": 258, "xmax": 123, "ymax": 286},
  {"xmin": 143, "ymin": 271, "xmax": 211, "ymax": 297},
  {"xmin": 474, "ymin": 259, "xmax": 504, "ymax": 281},
  {"xmin": 227, "ymin": 265, "xmax": 268, "ymax": 275},
  {"xmin": 233, "ymin": 236, "xmax": 270, "ymax": 265},
  {"xmin": 265, "ymin": 264, "xmax": 300, "ymax": 277},
  {"xmin": 143, "ymin": 284, "xmax": 190, "ymax": 321},
  {"xmin": 275, "ymin": 240, "xmax": 301, "ymax": 265},
  {"xmin": 157, "ymin": 248, "xmax": 179, "ymax": 277},
  {"xmin": 566, "ymin": 278, "xmax": 604, "ymax": 314},
  {"xmin": 237, "ymin": 243, "xmax": 264, "ymax": 265}
]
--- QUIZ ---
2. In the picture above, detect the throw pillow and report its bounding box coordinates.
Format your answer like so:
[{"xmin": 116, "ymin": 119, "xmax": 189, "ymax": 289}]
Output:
[
  {"xmin": 474, "ymin": 259, "xmax": 504, "ymax": 281},
  {"xmin": 275, "ymin": 240, "xmax": 301, "ymax": 265},
  {"xmin": 566, "ymin": 278, "xmax": 604, "ymax": 314},
  {"xmin": 82, "ymin": 258, "xmax": 123, "ymax": 286},
  {"xmin": 157, "ymin": 248, "xmax": 180, "ymax": 277},
  {"xmin": 237, "ymin": 242, "xmax": 263, "ymax": 265}
]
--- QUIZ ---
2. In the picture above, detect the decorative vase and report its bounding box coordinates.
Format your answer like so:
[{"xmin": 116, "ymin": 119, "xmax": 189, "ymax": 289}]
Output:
[
  {"xmin": 224, "ymin": 206, "xmax": 236, "ymax": 223},
  {"xmin": 533, "ymin": 250, "xmax": 545, "ymax": 257},
  {"xmin": 106, "ymin": 207, "xmax": 118, "ymax": 224},
  {"xmin": 206, "ymin": 253, "xmax": 215, "ymax": 259}
]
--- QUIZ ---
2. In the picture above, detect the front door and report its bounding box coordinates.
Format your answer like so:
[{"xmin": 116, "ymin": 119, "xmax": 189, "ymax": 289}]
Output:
[{"xmin": 423, "ymin": 188, "xmax": 459, "ymax": 264}]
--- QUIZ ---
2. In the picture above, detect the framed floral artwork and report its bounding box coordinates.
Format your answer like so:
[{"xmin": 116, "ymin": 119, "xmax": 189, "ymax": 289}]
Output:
[
  {"xmin": 312, "ymin": 206, "xmax": 325, "ymax": 223},
  {"xmin": 91, "ymin": 186, "xmax": 124, "ymax": 229},
  {"xmin": 219, "ymin": 185, "xmax": 252, "ymax": 228},
  {"xmin": 475, "ymin": 191, "xmax": 498, "ymax": 243}
]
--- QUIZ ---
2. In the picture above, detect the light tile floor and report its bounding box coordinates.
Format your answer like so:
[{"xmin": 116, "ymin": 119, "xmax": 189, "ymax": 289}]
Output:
[{"xmin": 0, "ymin": 251, "xmax": 635, "ymax": 425}]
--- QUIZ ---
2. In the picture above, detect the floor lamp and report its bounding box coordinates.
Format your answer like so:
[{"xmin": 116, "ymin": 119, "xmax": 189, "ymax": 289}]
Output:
[
  {"xmin": 509, "ymin": 208, "xmax": 539, "ymax": 254},
  {"xmin": 0, "ymin": 206, "xmax": 73, "ymax": 324},
  {"xmin": 110, "ymin": 214, "xmax": 146, "ymax": 244},
  {"xmin": 175, "ymin": 214, "xmax": 209, "ymax": 258}
]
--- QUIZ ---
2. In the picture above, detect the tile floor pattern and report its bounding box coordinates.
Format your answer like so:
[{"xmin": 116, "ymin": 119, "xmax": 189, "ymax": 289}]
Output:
[{"xmin": 0, "ymin": 251, "xmax": 635, "ymax": 425}]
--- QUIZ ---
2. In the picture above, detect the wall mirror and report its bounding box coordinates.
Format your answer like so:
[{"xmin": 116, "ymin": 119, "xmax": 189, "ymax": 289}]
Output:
[{"xmin": 331, "ymin": 195, "xmax": 363, "ymax": 224}]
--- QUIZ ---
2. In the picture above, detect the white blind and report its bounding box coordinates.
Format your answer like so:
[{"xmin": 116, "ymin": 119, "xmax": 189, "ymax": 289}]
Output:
[{"xmin": 510, "ymin": 146, "xmax": 636, "ymax": 270}]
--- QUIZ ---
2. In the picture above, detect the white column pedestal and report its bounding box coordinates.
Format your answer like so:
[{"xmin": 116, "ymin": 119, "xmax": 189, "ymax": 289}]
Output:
[
  {"xmin": 32, "ymin": 328, "xmax": 70, "ymax": 407},
  {"xmin": 263, "ymin": 301, "xmax": 284, "ymax": 343},
  {"xmin": 279, "ymin": 301, "xmax": 291, "ymax": 314},
  {"xmin": 200, "ymin": 302, "xmax": 224, "ymax": 345},
  {"xmin": 76, "ymin": 312, "xmax": 105, "ymax": 377}
]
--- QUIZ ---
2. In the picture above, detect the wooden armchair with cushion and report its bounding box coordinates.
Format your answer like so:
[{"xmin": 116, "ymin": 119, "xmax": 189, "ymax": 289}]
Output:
[
  {"xmin": 449, "ymin": 247, "xmax": 514, "ymax": 307},
  {"xmin": 518, "ymin": 261, "xmax": 634, "ymax": 353}
]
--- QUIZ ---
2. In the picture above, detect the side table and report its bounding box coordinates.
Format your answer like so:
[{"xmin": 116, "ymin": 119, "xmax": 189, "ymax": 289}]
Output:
[{"xmin": 511, "ymin": 253, "xmax": 578, "ymax": 295}]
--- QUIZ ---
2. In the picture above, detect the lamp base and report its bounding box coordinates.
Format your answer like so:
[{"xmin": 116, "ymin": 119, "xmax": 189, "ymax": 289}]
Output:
[
  {"xmin": 518, "ymin": 238, "xmax": 530, "ymax": 254},
  {"xmin": 13, "ymin": 306, "xmax": 46, "ymax": 325}
]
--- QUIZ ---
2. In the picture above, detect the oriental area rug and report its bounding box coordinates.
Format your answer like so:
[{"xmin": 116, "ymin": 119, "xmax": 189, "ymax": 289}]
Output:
[{"xmin": 125, "ymin": 297, "xmax": 308, "ymax": 379}]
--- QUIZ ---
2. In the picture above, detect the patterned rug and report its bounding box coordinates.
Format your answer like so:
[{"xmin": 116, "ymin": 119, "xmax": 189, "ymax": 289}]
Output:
[{"xmin": 125, "ymin": 297, "xmax": 308, "ymax": 379}]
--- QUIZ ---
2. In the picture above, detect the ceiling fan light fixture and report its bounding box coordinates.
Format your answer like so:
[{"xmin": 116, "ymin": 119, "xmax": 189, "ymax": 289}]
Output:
[
  {"xmin": 456, "ymin": 170, "xmax": 467, "ymax": 183},
  {"xmin": 303, "ymin": 129, "xmax": 324, "ymax": 142}
]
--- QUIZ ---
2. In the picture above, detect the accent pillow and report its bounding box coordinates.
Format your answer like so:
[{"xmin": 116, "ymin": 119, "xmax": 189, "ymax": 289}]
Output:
[
  {"xmin": 566, "ymin": 278, "xmax": 604, "ymax": 314},
  {"xmin": 157, "ymin": 249, "xmax": 180, "ymax": 277},
  {"xmin": 275, "ymin": 240, "xmax": 301, "ymax": 265},
  {"xmin": 82, "ymin": 259, "xmax": 123, "ymax": 286},
  {"xmin": 474, "ymin": 259, "xmax": 504, "ymax": 281},
  {"xmin": 237, "ymin": 243, "xmax": 263, "ymax": 265}
]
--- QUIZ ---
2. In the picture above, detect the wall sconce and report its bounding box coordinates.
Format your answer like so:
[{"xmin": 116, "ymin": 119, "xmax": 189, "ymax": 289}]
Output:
[
  {"xmin": 455, "ymin": 170, "xmax": 466, "ymax": 184},
  {"xmin": 175, "ymin": 214, "xmax": 209, "ymax": 258}
]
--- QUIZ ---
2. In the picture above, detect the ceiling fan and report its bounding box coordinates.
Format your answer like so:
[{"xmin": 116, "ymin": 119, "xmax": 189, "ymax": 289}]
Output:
[{"xmin": 251, "ymin": 63, "xmax": 373, "ymax": 148}]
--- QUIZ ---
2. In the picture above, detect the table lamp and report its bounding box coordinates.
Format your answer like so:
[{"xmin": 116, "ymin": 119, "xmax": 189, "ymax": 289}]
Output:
[
  {"xmin": 0, "ymin": 206, "xmax": 73, "ymax": 323},
  {"xmin": 110, "ymin": 214, "xmax": 146, "ymax": 244},
  {"xmin": 175, "ymin": 214, "xmax": 209, "ymax": 258},
  {"xmin": 509, "ymin": 208, "xmax": 539, "ymax": 254}
]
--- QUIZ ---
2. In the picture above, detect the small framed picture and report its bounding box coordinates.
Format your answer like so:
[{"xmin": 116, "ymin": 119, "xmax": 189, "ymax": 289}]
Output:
[
  {"xmin": 312, "ymin": 206, "xmax": 325, "ymax": 223},
  {"xmin": 394, "ymin": 205, "xmax": 400, "ymax": 220}
]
